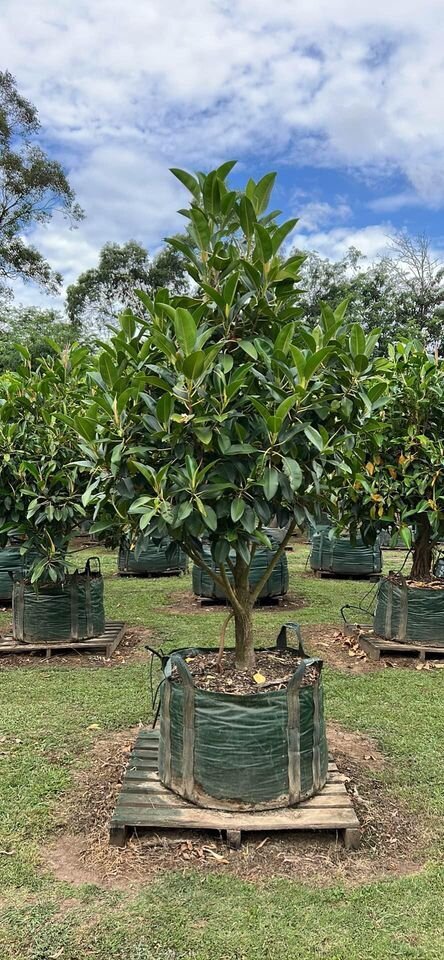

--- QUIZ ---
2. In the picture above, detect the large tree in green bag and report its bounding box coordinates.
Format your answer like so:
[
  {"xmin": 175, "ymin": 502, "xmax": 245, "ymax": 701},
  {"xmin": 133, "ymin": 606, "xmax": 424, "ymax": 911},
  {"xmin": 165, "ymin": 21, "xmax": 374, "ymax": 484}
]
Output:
[
  {"xmin": 0, "ymin": 344, "xmax": 94, "ymax": 582},
  {"xmin": 78, "ymin": 162, "xmax": 385, "ymax": 670},
  {"xmin": 343, "ymin": 340, "xmax": 444, "ymax": 581}
]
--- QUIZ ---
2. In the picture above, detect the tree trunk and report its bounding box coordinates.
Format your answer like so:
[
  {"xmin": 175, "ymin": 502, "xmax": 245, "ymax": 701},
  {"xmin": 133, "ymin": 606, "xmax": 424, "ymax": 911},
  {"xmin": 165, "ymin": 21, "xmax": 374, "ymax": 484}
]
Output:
[
  {"xmin": 233, "ymin": 556, "xmax": 256, "ymax": 671},
  {"xmin": 411, "ymin": 515, "xmax": 433, "ymax": 580}
]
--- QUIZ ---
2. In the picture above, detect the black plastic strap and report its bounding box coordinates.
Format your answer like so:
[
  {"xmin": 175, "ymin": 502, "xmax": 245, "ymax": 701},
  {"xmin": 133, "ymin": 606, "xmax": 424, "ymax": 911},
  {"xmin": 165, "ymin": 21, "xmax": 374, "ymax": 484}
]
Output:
[{"xmin": 276, "ymin": 622, "xmax": 307, "ymax": 658}]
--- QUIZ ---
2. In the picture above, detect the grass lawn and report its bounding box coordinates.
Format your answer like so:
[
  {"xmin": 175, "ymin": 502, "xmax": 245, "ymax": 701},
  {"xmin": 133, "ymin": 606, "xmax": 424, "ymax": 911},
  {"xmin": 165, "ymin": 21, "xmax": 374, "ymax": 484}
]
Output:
[{"xmin": 0, "ymin": 543, "xmax": 443, "ymax": 960}]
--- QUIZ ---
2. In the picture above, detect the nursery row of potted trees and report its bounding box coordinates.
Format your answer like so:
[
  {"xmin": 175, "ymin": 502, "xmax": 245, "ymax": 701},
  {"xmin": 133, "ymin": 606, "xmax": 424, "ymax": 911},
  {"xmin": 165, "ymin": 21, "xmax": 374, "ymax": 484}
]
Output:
[{"xmin": 1, "ymin": 163, "xmax": 444, "ymax": 809}]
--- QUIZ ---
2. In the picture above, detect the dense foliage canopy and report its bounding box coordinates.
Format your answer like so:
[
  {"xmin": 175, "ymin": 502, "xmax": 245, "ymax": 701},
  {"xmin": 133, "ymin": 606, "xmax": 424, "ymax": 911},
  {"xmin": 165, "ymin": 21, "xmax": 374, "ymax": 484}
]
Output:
[
  {"xmin": 0, "ymin": 344, "xmax": 93, "ymax": 581},
  {"xmin": 77, "ymin": 163, "xmax": 385, "ymax": 667},
  {"xmin": 341, "ymin": 340, "xmax": 444, "ymax": 579}
]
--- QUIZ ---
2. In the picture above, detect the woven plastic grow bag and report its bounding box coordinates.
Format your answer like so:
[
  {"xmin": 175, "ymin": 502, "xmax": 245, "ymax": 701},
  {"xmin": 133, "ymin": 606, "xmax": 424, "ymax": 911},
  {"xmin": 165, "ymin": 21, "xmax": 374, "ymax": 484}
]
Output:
[
  {"xmin": 373, "ymin": 576, "xmax": 444, "ymax": 646},
  {"xmin": 153, "ymin": 623, "xmax": 328, "ymax": 810},
  {"xmin": 192, "ymin": 544, "xmax": 289, "ymax": 600},
  {"xmin": 118, "ymin": 538, "xmax": 187, "ymax": 576},
  {"xmin": 310, "ymin": 531, "xmax": 382, "ymax": 576},
  {"xmin": 12, "ymin": 561, "xmax": 105, "ymax": 643},
  {"xmin": 0, "ymin": 541, "xmax": 35, "ymax": 602}
]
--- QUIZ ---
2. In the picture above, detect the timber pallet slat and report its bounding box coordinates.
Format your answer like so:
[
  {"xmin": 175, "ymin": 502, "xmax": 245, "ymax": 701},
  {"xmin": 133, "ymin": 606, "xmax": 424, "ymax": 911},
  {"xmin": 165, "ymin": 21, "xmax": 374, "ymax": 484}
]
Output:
[
  {"xmin": 118, "ymin": 570, "xmax": 185, "ymax": 579},
  {"xmin": 0, "ymin": 620, "xmax": 126, "ymax": 659},
  {"xmin": 110, "ymin": 729, "xmax": 361, "ymax": 851},
  {"xmin": 313, "ymin": 570, "xmax": 382, "ymax": 582},
  {"xmin": 357, "ymin": 632, "xmax": 444, "ymax": 662}
]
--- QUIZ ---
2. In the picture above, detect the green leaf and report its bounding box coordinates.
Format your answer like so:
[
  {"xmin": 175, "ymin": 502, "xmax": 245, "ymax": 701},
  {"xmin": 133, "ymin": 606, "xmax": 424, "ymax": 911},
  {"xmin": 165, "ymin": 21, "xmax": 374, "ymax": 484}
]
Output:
[
  {"xmin": 304, "ymin": 425, "xmax": 324, "ymax": 451},
  {"xmin": 216, "ymin": 160, "xmax": 237, "ymax": 180},
  {"xmin": 263, "ymin": 467, "xmax": 279, "ymax": 500},
  {"xmin": 282, "ymin": 457, "xmax": 303, "ymax": 492},
  {"xmin": 231, "ymin": 499, "xmax": 245, "ymax": 522},
  {"xmin": 174, "ymin": 308, "xmax": 197, "ymax": 355},
  {"xmin": 182, "ymin": 350, "xmax": 206, "ymax": 379},
  {"xmin": 189, "ymin": 208, "xmax": 211, "ymax": 250},
  {"xmin": 350, "ymin": 324, "xmax": 366, "ymax": 358},
  {"xmin": 239, "ymin": 340, "xmax": 257, "ymax": 360},
  {"xmin": 213, "ymin": 539, "xmax": 230, "ymax": 564},
  {"xmin": 253, "ymin": 223, "xmax": 273, "ymax": 262},
  {"xmin": 156, "ymin": 394, "xmax": 173, "ymax": 424},
  {"xmin": 238, "ymin": 195, "xmax": 256, "ymax": 239},
  {"xmin": 276, "ymin": 395, "xmax": 297, "ymax": 421},
  {"xmin": 203, "ymin": 505, "xmax": 218, "ymax": 531},
  {"xmin": 275, "ymin": 321, "xmax": 295, "ymax": 356},
  {"xmin": 400, "ymin": 526, "xmax": 412, "ymax": 548},
  {"xmin": 176, "ymin": 502, "xmax": 193, "ymax": 523},
  {"xmin": 271, "ymin": 218, "xmax": 298, "ymax": 254},
  {"xmin": 170, "ymin": 167, "xmax": 200, "ymax": 197},
  {"xmin": 254, "ymin": 172, "xmax": 276, "ymax": 214}
]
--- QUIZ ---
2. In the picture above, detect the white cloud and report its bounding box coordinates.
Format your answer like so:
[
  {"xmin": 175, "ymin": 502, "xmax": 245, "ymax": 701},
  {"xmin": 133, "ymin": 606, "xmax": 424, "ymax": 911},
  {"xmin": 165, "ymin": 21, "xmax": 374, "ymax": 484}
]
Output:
[
  {"xmin": 3, "ymin": 0, "xmax": 444, "ymax": 304},
  {"xmin": 294, "ymin": 223, "xmax": 395, "ymax": 262}
]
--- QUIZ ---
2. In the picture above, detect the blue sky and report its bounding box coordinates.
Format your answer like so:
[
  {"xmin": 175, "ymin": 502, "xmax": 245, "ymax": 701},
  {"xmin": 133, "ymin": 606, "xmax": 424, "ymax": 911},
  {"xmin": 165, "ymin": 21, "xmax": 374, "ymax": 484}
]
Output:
[{"xmin": 3, "ymin": 0, "xmax": 444, "ymax": 308}]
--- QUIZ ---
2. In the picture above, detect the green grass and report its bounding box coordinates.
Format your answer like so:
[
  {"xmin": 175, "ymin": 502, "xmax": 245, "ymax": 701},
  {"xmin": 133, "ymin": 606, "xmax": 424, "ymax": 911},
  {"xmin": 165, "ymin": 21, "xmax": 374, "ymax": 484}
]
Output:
[{"xmin": 0, "ymin": 543, "xmax": 443, "ymax": 959}]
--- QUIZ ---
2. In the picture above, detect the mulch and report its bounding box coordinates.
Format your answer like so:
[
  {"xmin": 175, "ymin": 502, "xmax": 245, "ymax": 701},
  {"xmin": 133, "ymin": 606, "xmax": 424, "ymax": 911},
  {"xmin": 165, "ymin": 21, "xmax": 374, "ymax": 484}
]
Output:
[{"xmin": 172, "ymin": 649, "xmax": 320, "ymax": 694}]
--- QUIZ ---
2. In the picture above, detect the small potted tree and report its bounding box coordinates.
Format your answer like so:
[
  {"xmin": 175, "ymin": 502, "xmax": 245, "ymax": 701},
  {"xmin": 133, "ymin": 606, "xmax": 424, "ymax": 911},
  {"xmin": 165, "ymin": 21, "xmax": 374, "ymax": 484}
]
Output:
[
  {"xmin": 345, "ymin": 340, "xmax": 444, "ymax": 645},
  {"xmin": 80, "ymin": 163, "xmax": 383, "ymax": 809},
  {"xmin": 0, "ymin": 346, "xmax": 105, "ymax": 642}
]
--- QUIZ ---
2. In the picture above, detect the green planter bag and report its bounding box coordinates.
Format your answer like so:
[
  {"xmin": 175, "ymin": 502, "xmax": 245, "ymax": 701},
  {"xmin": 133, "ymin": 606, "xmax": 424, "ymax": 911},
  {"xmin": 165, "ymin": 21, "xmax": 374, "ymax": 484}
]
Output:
[
  {"xmin": 0, "ymin": 541, "xmax": 33, "ymax": 602},
  {"xmin": 12, "ymin": 561, "xmax": 105, "ymax": 643},
  {"xmin": 310, "ymin": 531, "xmax": 382, "ymax": 576},
  {"xmin": 192, "ymin": 544, "xmax": 288, "ymax": 601},
  {"xmin": 374, "ymin": 576, "xmax": 444, "ymax": 646},
  {"xmin": 155, "ymin": 623, "xmax": 328, "ymax": 810},
  {"xmin": 118, "ymin": 537, "xmax": 187, "ymax": 576}
]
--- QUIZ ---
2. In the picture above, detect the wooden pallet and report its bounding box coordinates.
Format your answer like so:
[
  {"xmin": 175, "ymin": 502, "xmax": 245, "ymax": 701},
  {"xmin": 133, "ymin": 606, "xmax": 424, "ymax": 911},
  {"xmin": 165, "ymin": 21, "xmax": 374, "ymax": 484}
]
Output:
[
  {"xmin": 357, "ymin": 631, "xmax": 444, "ymax": 662},
  {"xmin": 0, "ymin": 620, "xmax": 126, "ymax": 660},
  {"xmin": 118, "ymin": 569, "xmax": 185, "ymax": 579},
  {"xmin": 313, "ymin": 570, "xmax": 381, "ymax": 582},
  {"xmin": 110, "ymin": 729, "xmax": 361, "ymax": 851}
]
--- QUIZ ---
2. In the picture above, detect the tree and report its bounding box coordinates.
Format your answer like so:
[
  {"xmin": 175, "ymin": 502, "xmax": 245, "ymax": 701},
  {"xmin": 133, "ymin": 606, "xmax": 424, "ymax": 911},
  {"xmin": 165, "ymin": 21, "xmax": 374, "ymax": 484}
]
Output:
[
  {"xmin": 0, "ymin": 71, "xmax": 83, "ymax": 300},
  {"xmin": 298, "ymin": 239, "xmax": 444, "ymax": 354},
  {"xmin": 78, "ymin": 162, "xmax": 384, "ymax": 671},
  {"xmin": 66, "ymin": 240, "xmax": 188, "ymax": 330},
  {"xmin": 0, "ymin": 305, "xmax": 92, "ymax": 372},
  {"xmin": 0, "ymin": 344, "xmax": 93, "ymax": 581},
  {"xmin": 343, "ymin": 340, "xmax": 444, "ymax": 580},
  {"xmin": 386, "ymin": 232, "xmax": 444, "ymax": 351}
]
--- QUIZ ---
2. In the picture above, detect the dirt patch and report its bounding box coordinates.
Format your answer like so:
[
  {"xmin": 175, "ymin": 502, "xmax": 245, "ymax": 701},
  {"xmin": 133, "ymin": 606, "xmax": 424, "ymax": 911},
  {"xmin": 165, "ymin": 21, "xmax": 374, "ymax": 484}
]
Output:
[
  {"xmin": 43, "ymin": 722, "xmax": 431, "ymax": 891},
  {"xmin": 305, "ymin": 624, "xmax": 444, "ymax": 674},
  {"xmin": 158, "ymin": 590, "xmax": 306, "ymax": 616},
  {"xmin": 0, "ymin": 627, "xmax": 152, "ymax": 670}
]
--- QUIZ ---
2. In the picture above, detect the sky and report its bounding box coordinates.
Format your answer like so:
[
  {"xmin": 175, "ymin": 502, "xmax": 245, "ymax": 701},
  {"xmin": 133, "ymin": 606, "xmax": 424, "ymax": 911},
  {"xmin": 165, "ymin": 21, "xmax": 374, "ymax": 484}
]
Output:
[{"xmin": 4, "ymin": 0, "xmax": 444, "ymax": 310}]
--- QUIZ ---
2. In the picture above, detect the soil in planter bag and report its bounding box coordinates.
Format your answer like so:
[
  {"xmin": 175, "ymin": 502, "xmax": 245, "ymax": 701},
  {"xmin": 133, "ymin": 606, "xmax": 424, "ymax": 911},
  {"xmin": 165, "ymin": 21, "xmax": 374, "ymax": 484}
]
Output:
[
  {"xmin": 13, "ymin": 560, "xmax": 105, "ymax": 643},
  {"xmin": 374, "ymin": 576, "xmax": 444, "ymax": 645},
  {"xmin": 154, "ymin": 623, "xmax": 328, "ymax": 810},
  {"xmin": 192, "ymin": 544, "xmax": 289, "ymax": 600},
  {"xmin": 310, "ymin": 530, "xmax": 382, "ymax": 575},
  {"xmin": 118, "ymin": 537, "xmax": 187, "ymax": 575}
]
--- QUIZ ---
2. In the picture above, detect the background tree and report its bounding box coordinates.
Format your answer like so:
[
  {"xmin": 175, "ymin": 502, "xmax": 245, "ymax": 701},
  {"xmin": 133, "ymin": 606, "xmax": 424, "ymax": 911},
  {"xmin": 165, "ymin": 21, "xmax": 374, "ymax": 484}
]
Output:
[
  {"xmin": 66, "ymin": 240, "xmax": 188, "ymax": 331},
  {"xmin": 0, "ymin": 343, "xmax": 93, "ymax": 581},
  {"xmin": 343, "ymin": 340, "xmax": 444, "ymax": 579},
  {"xmin": 0, "ymin": 305, "xmax": 93, "ymax": 372},
  {"xmin": 297, "ymin": 239, "xmax": 444, "ymax": 354},
  {"xmin": 78, "ymin": 163, "xmax": 384, "ymax": 671},
  {"xmin": 0, "ymin": 71, "xmax": 83, "ymax": 300}
]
